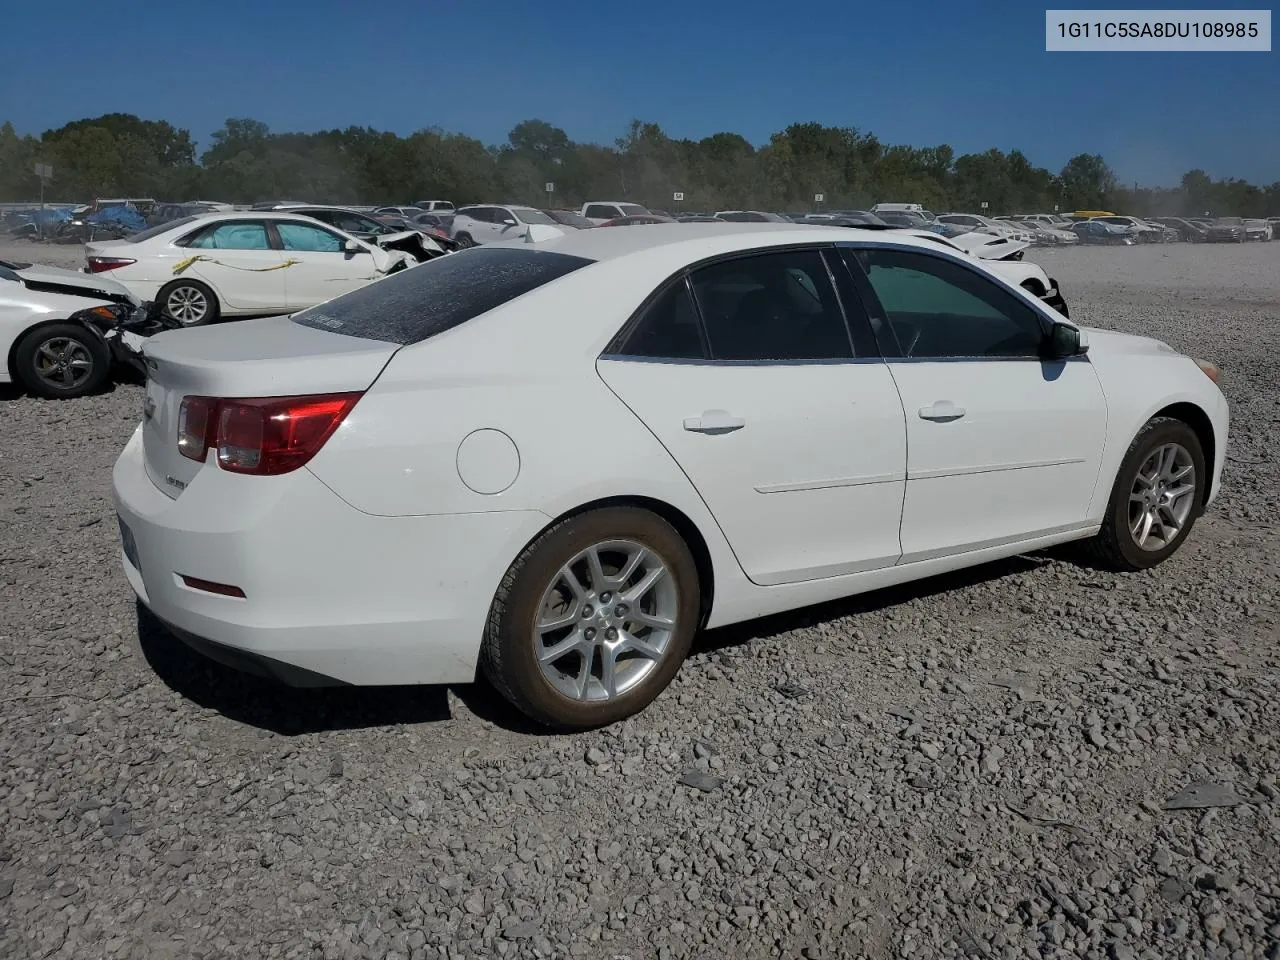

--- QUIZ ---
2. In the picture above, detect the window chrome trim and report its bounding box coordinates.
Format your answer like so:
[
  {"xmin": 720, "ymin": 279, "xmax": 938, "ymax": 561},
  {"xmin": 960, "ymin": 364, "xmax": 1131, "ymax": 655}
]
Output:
[{"xmin": 597, "ymin": 354, "xmax": 888, "ymax": 367}]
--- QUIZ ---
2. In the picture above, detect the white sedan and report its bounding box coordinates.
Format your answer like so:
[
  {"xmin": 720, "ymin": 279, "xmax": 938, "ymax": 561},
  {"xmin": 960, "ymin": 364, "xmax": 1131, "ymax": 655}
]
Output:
[
  {"xmin": 1, "ymin": 258, "xmax": 142, "ymax": 397},
  {"xmin": 113, "ymin": 223, "xmax": 1228, "ymax": 729},
  {"xmin": 84, "ymin": 211, "xmax": 415, "ymax": 327}
]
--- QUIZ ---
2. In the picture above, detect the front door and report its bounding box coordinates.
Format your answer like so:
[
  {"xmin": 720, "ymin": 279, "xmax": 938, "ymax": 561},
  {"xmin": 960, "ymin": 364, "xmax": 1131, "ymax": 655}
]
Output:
[
  {"xmin": 842, "ymin": 245, "xmax": 1108, "ymax": 562},
  {"xmin": 273, "ymin": 220, "xmax": 384, "ymax": 310},
  {"xmin": 598, "ymin": 247, "xmax": 907, "ymax": 586}
]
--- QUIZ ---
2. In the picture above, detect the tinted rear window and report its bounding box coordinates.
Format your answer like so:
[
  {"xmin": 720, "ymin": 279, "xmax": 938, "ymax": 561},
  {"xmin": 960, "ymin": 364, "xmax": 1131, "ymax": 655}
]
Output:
[
  {"xmin": 127, "ymin": 216, "xmax": 200, "ymax": 242},
  {"xmin": 291, "ymin": 246, "xmax": 595, "ymax": 345}
]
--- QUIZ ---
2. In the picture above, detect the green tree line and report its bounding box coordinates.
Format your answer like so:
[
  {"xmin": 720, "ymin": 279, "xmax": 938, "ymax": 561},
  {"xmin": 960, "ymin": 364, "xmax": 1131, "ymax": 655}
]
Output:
[{"xmin": 2, "ymin": 113, "xmax": 1278, "ymax": 217}]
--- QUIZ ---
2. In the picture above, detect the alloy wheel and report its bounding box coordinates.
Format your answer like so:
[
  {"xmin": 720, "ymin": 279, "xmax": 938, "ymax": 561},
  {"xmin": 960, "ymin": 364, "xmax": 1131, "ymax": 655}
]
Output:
[
  {"xmin": 1128, "ymin": 442, "xmax": 1197, "ymax": 551},
  {"xmin": 532, "ymin": 539, "xmax": 679, "ymax": 702},
  {"xmin": 33, "ymin": 336, "xmax": 94, "ymax": 389},
  {"xmin": 166, "ymin": 285, "xmax": 208, "ymax": 325}
]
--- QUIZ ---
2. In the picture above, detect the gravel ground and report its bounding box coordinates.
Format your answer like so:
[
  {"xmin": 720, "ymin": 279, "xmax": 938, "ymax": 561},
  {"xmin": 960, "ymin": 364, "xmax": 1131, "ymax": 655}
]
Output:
[{"xmin": 1, "ymin": 240, "xmax": 1278, "ymax": 960}]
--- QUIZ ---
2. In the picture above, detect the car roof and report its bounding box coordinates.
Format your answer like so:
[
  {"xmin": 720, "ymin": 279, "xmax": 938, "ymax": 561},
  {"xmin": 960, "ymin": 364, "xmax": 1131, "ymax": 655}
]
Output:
[{"xmin": 517, "ymin": 221, "xmax": 955, "ymax": 263}]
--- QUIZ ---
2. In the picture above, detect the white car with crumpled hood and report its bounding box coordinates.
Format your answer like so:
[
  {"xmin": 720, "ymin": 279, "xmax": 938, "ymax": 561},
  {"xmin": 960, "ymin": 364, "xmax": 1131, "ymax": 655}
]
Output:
[{"xmin": 84, "ymin": 211, "xmax": 415, "ymax": 327}]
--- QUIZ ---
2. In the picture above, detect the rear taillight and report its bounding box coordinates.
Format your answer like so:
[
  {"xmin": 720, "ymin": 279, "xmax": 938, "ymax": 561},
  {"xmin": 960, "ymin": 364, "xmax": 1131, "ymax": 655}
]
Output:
[
  {"xmin": 176, "ymin": 393, "xmax": 362, "ymax": 475},
  {"xmin": 86, "ymin": 256, "xmax": 136, "ymax": 273}
]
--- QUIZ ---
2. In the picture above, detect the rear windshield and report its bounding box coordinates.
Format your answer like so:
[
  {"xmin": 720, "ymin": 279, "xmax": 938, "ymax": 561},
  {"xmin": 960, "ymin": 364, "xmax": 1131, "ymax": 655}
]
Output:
[
  {"xmin": 291, "ymin": 246, "xmax": 595, "ymax": 345},
  {"xmin": 127, "ymin": 217, "xmax": 200, "ymax": 242},
  {"xmin": 619, "ymin": 204, "xmax": 648, "ymax": 217}
]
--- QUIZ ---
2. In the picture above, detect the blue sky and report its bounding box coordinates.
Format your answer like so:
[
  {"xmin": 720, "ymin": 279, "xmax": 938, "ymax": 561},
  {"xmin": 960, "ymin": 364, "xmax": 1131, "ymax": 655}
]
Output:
[{"xmin": 2, "ymin": 0, "xmax": 1276, "ymax": 185}]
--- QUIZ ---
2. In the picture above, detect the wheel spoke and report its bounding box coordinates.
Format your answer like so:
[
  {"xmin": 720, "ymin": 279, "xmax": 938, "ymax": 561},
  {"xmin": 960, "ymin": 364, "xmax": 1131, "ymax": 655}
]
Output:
[
  {"xmin": 620, "ymin": 629, "xmax": 664, "ymax": 662},
  {"xmin": 585, "ymin": 547, "xmax": 607, "ymax": 593},
  {"xmin": 624, "ymin": 565, "xmax": 666, "ymax": 604},
  {"xmin": 574, "ymin": 645, "xmax": 595, "ymax": 699},
  {"xmin": 1169, "ymin": 463, "xmax": 1193, "ymax": 483},
  {"xmin": 537, "ymin": 608, "xmax": 577, "ymax": 633},
  {"xmin": 558, "ymin": 564, "xmax": 587, "ymax": 602},
  {"xmin": 538, "ymin": 630, "xmax": 585, "ymax": 664},
  {"xmin": 599, "ymin": 643, "xmax": 620, "ymax": 699},
  {"xmin": 1165, "ymin": 482, "xmax": 1195, "ymax": 504},
  {"xmin": 631, "ymin": 609, "xmax": 674, "ymax": 631},
  {"xmin": 612, "ymin": 547, "xmax": 647, "ymax": 588},
  {"xmin": 1134, "ymin": 510, "xmax": 1154, "ymax": 546}
]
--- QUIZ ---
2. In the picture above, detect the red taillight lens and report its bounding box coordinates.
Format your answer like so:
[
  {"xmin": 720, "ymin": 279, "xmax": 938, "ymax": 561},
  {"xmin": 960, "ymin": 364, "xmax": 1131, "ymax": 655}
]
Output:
[
  {"xmin": 86, "ymin": 256, "xmax": 136, "ymax": 273},
  {"xmin": 176, "ymin": 393, "xmax": 362, "ymax": 475}
]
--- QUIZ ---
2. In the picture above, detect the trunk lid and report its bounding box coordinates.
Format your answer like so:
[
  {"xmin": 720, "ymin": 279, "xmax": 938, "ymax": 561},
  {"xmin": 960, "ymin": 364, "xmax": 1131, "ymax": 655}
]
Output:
[
  {"xmin": 139, "ymin": 315, "xmax": 399, "ymax": 498},
  {"xmin": 15, "ymin": 263, "xmax": 140, "ymax": 306}
]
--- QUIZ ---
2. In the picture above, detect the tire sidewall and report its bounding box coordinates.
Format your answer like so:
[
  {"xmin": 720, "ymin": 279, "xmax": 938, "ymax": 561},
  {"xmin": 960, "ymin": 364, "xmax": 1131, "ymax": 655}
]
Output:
[
  {"xmin": 487, "ymin": 508, "xmax": 700, "ymax": 729},
  {"xmin": 1108, "ymin": 419, "xmax": 1206, "ymax": 569},
  {"xmin": 160, "ymin": 279, "xmax": 218, "ymax": 327},
  {"xmin": 14, "ymin": 322, "xmax": 111, "ymax": 399}
]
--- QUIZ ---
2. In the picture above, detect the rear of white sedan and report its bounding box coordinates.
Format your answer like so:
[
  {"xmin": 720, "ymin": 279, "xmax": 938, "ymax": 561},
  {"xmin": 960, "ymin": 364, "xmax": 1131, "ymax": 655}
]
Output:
[{"xmin": 113, "ymin": 247, "xmax": 595, "ymax": 689}]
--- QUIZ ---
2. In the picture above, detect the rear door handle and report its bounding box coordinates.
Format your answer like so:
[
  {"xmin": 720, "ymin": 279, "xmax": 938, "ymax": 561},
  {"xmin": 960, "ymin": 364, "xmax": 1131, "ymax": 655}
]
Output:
[
  {"xmin": 683, "ymin": 409, "xmax": 746, "ymax": 434},
  {"xmin": 918, "ymin": 400, "xmax": 966, "ymax": 422}
]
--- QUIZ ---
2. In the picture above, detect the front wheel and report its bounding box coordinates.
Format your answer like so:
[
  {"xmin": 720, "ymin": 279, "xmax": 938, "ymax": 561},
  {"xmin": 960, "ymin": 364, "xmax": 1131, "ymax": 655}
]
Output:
[
  {"xmin": 1081, "ymin": 417, "xmax": 1206, "ymax": 571},
  {"xmin": 481, "ymin": 507, "xmax": 701, "ymax": 730},
  {"xmin": 454, "ymin": 232, "xmax": 475, "ymax": 248},
  {"xmin": 13, "ymin": 322, "xmax": 111, "ymax": 399}
]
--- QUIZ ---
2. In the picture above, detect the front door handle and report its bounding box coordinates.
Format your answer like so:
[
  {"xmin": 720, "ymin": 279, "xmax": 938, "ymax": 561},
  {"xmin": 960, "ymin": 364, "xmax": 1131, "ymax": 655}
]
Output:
[
  {"xmin": 918, "ymin": 400, "xmax": 966, "ymax": 422},
  {"xmin": 683, "ymin": 409, "xmax": 746, "ymax": 434}
]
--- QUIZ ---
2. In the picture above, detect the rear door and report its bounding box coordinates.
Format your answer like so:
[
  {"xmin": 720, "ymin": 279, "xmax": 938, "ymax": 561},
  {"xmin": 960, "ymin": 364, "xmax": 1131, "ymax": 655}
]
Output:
[
  {"xmin": 597, "ymin": 246, "xmax": 907, "ymax": 586},
  {"xmin": 176, "ymin": 219, "xmax": 287, "ymax": 311},
  {"xmin": 273, "ymin": 219, "xmax": 385, "ymax": 310}
]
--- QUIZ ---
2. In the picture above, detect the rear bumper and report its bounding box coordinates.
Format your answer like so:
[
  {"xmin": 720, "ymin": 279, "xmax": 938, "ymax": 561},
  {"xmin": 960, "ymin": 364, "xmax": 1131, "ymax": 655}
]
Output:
[{"xmin": 112, "ymin": 426, "xmax": 551, "ymax": 686}]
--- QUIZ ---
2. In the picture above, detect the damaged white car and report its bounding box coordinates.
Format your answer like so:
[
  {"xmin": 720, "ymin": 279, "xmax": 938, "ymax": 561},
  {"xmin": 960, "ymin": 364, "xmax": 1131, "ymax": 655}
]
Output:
[
  {"xmin": 82, "ymin": 212, "xmax": 419, "ymax": 327},
  {"xmin": 891, "ymin": 229, "xmax": 1070, "ymax": 316},
  {"xmin": 0, "ymin": 258, "xmax": 153, "ymax": 398}
]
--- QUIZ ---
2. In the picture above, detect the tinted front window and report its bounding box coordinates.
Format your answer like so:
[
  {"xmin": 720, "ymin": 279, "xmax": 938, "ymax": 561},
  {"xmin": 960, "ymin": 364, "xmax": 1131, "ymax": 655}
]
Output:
[
  {"xmin": 689, "ymin": 249, "xmax": 854, "ymax": 361},
  {"xmin": 277, "ymin": 222, "xmax": 345, "ymax": 252},
  {"xmin": 292, "ymin": 247, "xmax": 595, "ymax": 345},
  {"xmin": 318, "ymin": 211, "xmax": 388, "ymax": 235},
  {"xmin": 614, "ymin": 281, "xmax": 706, "ymax": 360},
  {"xmin": 851, "ymin": 248, "xmax": 1045, "ymax": 359},
  {"xmin": 618, "ymin": 204, "xmax": 648, "ymax": 217},
  {"xmin": 130, "ymin": 216, "xmax": 200, "ymax": 243}
]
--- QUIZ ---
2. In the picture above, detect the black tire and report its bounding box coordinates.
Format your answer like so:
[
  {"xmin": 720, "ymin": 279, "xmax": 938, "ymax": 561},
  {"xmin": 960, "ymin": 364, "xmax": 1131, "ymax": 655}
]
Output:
[
  {"xmin": 454, "ymin": 232, "xmax": 475, "ymax": 248},
  {"xmin": 1079, "ymin": 417, "xmax": 1206, "ymax": 572},
  {"xmin": 13, "ymin": 322, "xmax": 111, "ymax": 399},
  {"xmin": 481, "ymin": 507, "xmax": 701, "ymax": 730},
  {"xmin": 158, "ymin": 278, "xmax": 219, "ymax": 327}
]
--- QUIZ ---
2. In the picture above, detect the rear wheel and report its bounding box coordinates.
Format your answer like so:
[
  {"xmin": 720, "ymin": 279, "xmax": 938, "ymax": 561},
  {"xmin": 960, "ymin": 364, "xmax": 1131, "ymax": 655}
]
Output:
[
  {"xmin": 159, "ymin": 279, "xmax": 219, "ymax": 327},
  {"xmin": 481, "ymin": 507, "xmax": 700, "ymax": 730},
  {"xmin": 454, "ymin": 232, "xmax": 475, "ymax": 248},
  {"xmin": 1080, "ymin": 417, "xmax": 1205, "ymax": 571},
  {"xmin": 13, "ymin": 322, "xmax": 111, "ymax": 399}
]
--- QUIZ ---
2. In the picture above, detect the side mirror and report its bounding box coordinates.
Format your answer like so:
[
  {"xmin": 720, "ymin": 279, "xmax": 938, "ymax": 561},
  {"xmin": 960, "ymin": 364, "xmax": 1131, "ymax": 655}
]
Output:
[
  {"xmin": 343, "ymin": 239, "xmax": 364, "ymax": 254},
  {"xmin": 1046, "ymin": 320, "xmax": 1088, "ymax": 359},
  {"xmin": 502, "ymin": 218, "xmax": 518, "ymax": 227}
]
